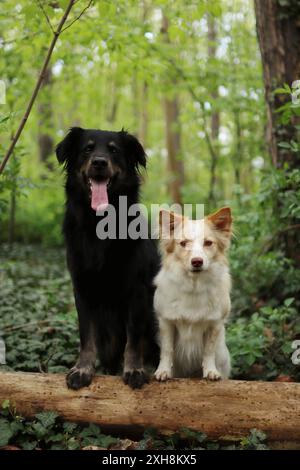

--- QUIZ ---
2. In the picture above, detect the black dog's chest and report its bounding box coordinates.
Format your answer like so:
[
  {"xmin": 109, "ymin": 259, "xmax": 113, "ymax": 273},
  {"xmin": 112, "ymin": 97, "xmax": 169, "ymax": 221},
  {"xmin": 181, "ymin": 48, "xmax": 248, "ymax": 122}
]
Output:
[{"xmin": 78, "ymin": 238, "xmax": 139, "ymax": 297}]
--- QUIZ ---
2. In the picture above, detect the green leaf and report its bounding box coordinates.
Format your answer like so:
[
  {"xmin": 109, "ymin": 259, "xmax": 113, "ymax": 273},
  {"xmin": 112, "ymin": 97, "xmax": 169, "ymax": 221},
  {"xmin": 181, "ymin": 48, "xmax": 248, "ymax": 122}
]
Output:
[
  {"xmin": 21, "ymin": 440, "xmax": 38, "ymax": 450},
  {"xmin": 50, "ymin": 444, "xmax": 65, "ymax": 450},
  {"xmin": 47, "ymin": 433, "xmax": 64, "ymax": 443},
  {"xmin": 0, "ymin": 419, "xmax": 13, "ymax": 447},
  {"xmin": 67, "ymin": 437, "xmax": 80, "ymax": 450},
  {"xmin": 284, "ymin": 298, "xmax": 294, "ymax": 307},
  {"xmin": 274, "ymin": 87, "xmax": 291, "ymax": 95},
  {"xmin": 97, "ymin": 434, "xmax": 118, "ymax": 448},
  {"xmin": 0, "ymin": 115, "xmax": 10, "ymax": 124},
  {"xmin": 180, "ymin": 427, "xmax": 206, "ymax": 443},
  {"xmin": 1, "ymin": 400, "xmax": 10, "ymax": 410},
  {"xmin": 79, "ymin": 423, "xmax": 101, "ymax": 438},
  {"xmin": 63, "ymin": 422, "xmax": 78, "ymax": 433},
  {"xmin": 31, "ymin": 422, "xmax": 48, "ymax": 439},
  {"xmin": 10, "ymin": 420, "xmax": 24, "ymax": 434},
  {"xmin": 35, "ymin": 411, "xmax": 58, "ymax": 428},
  {"xmin": 278, "ymin": 142, "xmax": 291, "ymax": 149},
  {"xmin": 249, "ymin": 428, "xmax": 267, "ymax": 442},
  {"xmin": 143, "ymin": 427, "xmax": 158, "ymax": 439}
]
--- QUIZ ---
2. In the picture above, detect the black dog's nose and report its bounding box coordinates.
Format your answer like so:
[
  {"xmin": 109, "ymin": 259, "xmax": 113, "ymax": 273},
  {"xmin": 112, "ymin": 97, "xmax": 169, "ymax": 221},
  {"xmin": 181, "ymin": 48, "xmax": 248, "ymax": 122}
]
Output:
[
  {"xmin": 92, "ymin": 157, "xmax": 108, "ymax": 168},
  {"xmin": 191, "ymin": 257, "xmax": 203, "ymax": 268}
]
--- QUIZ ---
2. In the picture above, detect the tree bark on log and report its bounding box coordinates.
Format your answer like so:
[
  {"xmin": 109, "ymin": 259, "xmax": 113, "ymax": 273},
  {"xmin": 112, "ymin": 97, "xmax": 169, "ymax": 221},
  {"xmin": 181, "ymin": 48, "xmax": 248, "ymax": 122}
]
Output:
[{"xmin": 1, "ymin": 372, "xmax": 300, "ymax": 443}]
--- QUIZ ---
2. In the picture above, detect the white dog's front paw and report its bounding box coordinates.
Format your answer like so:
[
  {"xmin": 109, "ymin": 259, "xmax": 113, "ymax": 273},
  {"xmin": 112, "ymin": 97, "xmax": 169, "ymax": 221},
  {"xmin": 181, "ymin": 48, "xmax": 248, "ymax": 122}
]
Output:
[
  {"xmin": 155, "ymin": 368, "xmax": 172, "ymax": 381},
  {"xmin": 203, "ymin": 368, "xmax": 221, "ymax": 381}
]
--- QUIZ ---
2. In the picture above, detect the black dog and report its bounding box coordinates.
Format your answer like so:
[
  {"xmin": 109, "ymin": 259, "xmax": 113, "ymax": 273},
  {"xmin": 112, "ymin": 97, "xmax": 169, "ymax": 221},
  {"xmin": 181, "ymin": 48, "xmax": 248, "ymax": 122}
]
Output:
[{"xmin": 56, "ymin": 127, "xmax": 159, "ymax": 389}]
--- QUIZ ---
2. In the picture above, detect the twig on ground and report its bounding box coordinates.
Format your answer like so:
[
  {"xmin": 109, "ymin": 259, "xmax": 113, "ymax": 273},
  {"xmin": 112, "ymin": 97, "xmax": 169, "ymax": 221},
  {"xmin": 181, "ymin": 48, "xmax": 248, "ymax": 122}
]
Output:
[{"xmin": 2, "ymin": 318, "xmax": 70, "ymax": 333}]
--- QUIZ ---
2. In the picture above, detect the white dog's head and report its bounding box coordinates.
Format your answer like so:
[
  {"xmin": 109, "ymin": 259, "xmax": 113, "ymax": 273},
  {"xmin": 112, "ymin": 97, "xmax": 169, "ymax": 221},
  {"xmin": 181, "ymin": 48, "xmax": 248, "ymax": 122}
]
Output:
[{"xmin": 159, "ymin": 207, "xmax": 232, "ymax": 275}]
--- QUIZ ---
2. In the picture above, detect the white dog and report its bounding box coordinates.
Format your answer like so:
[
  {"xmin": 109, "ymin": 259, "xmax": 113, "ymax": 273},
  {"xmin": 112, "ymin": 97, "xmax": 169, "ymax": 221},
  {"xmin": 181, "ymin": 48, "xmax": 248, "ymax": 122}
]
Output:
[{"xmin": 154, "ymin": 207, "xmax": 232, "ymax": 381}]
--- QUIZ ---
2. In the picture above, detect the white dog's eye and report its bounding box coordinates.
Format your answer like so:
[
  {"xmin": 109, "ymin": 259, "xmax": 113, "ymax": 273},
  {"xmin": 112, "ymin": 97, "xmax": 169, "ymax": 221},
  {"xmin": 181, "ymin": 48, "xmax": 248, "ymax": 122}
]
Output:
[
  {"xmin": 180, "ymin": 240, "xmax": 188, "ymax": 247},
  {"xmin": 204, "ymin": 239, "xmax": 213, "ymax": 247}
]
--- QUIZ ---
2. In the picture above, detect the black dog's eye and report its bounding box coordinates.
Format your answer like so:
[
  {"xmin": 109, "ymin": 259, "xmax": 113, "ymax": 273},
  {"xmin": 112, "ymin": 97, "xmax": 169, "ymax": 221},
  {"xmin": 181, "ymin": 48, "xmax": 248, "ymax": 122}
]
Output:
[
  {"xmin": 108, "ymin": 143, "xmax": 118, "ymax": 154},
  {"xmin": 85, "ymin": 144, "xmax": 94, "ymax": 153}
]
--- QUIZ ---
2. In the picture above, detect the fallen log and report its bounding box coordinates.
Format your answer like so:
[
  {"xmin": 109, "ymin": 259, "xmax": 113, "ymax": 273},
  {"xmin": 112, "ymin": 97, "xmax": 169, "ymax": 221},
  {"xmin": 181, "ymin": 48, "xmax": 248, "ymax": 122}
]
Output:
[{"xmin": 1, "ymin": 372, "xmax": 300, "ymax": 444}]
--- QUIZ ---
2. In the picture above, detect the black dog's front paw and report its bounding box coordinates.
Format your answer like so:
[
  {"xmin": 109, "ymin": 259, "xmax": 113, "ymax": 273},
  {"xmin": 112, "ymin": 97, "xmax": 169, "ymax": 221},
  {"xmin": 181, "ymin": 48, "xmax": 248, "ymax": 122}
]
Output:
[
  {"xmin": 123, "ymin": 369, "xmax": 149, "ymax": 389},
  {"xmin": 66, "ymin": 366, "xmax": 95, "ymax": 390}
]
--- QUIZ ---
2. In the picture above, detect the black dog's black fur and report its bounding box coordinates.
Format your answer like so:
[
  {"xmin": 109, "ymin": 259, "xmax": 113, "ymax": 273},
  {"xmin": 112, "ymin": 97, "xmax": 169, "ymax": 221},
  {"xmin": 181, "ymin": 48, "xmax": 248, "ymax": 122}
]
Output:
[{"xmin": 56, "ymin": 127, "xmax": 159, "ymax": 389}]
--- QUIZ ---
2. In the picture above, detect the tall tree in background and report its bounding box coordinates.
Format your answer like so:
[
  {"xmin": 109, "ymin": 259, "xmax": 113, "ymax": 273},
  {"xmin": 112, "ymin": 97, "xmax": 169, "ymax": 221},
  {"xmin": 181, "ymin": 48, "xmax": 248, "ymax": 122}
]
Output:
[
  {"xmin": 254, "ymin": 0, "xmax": 300, "ymax": 169},
  {"xmin": 138, "ymin": 0, "xmax": 150, "ymax": 147},
  {"xmin": 161, "ymin": 14, "xmax": 184, "ymax": 206},
  {"xmin": 107, "ymin": 64, "xmax": 120, "ymax": 124},
  {"xmin": 255, "ymin": 0, "xmax": 300, "ymax": 265},
  {"xmin": 37, "ymin": 67, "xmax": 54, "ymax": 169},
  {"xmin": 207, "ymin": 13, "xmax": 220, "ymax": 206},
  {"xmin": 139, "ymin": 81, "xmax": 149, "ymax": 148}
]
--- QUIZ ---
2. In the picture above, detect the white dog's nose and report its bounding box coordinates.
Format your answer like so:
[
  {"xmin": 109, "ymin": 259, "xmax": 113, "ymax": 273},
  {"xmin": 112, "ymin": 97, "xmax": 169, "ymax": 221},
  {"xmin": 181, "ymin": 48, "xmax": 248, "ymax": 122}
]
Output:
[{"xmin": 191, "ymin": 257, "xmax": 203, "ymax": 268}]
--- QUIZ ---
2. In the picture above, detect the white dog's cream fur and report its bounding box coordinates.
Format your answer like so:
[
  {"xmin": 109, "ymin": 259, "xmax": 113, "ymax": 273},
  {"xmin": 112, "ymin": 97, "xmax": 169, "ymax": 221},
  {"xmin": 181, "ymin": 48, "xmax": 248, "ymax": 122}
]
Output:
[{"xmin": 154, "ymin": 207, "xmax": 232, "ymax": 381}]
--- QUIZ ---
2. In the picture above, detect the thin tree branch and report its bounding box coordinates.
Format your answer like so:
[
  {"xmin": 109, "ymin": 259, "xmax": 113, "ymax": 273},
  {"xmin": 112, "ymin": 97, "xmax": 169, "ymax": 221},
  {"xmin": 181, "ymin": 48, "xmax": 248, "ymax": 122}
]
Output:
[
  {"xmin": 61, "ymin": 0, "xmax": 94, "ymax": 33},
  {"xmin": 0, "ymin": 31, "xmax": 42, "ymax": 46},
  {"xmin": 36, "ymin": 0, "xmax": 55, "ymax": 33},
  {"xmin": 280, "ymin": 224, "xmax": 300, "ymax": 233},
  {"xmin": 0, "ymin": 0, "xmax": 92, "ymax": 175}
]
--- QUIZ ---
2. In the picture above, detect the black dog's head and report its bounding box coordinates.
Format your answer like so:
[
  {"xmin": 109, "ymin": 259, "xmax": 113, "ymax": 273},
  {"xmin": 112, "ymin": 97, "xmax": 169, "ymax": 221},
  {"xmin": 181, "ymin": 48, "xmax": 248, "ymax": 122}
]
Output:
[{"xmin": 56, "ymin": 127, "xmax": 146, "ymax": 211}]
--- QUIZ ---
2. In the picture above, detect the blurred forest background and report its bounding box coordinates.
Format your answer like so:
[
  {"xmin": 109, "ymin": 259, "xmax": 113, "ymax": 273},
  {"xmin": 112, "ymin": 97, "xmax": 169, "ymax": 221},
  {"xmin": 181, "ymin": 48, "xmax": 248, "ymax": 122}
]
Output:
[
  {"xmin": 1, "ymin": 0, "xmax": 268, "ymax": 242},
  {"xmin": 0, "ymin": 0, "xmax": 300, "ymax": 400}
]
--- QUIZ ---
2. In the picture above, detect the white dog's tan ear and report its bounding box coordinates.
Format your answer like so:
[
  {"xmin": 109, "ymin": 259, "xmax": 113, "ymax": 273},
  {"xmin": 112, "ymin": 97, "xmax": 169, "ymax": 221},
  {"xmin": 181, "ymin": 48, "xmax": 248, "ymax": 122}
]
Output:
[
  {"xmin": 159, "ymin": 210, "xmax": 184, "ymax": 229},
  {"xmin": 207, "ymin": 207, "xmax": 232, "ymax": 234},
  {"xmin": 159, "ymin": 210, "xmax": 183, "ymax": 235}
]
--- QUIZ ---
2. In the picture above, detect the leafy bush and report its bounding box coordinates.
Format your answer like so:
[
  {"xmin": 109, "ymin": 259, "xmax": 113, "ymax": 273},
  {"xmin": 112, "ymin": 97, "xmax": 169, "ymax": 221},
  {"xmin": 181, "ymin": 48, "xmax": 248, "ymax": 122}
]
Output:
[
  {"xmin": 228, "ymin": 298, "xmax": 300, "ymax": 380},
  {"xmin": 0, "ymin": 244, "xmax": 78, "ymax": 374}
]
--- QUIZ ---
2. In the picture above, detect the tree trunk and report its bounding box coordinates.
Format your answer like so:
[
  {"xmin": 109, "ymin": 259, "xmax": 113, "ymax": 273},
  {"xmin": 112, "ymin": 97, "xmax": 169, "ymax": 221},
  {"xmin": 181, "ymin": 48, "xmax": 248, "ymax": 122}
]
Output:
[
  {"xmin": 254, "ymin": 0, "xmax": 300, "ymax": 265},
  {"xmin": 107, "ymin": 78, "xmax": 118, "ymax": 124},
  {"xmin": 8, "ymin": 187, "xmax": 16, "ymax": 245},
  {"xmin": 131, "ymin": 72, "xmax": 139, "ymax": 134},
  {"xmin": 37, "ymin": 66, "xmax": 54, "ymax": 169},
  {"xmin": 161, "ymin": 15, "xmax": 184, "ymax": 206},
  {"xmin": 138, "ymin": 1, "xmax": 150, "ymax": 148},
  {"xmin": 164, "ymin": 96, "xmax": 183, "ymax": 205},
  {"xmin": 254, "ymin": 0, "xmax": 300, "ymax": 168},
  {"xmin": 139, "ymin": 81, "xmax": 149, "ymax": 148},
  {"xmin": 207, "ymin": 14, "xmax": 220, "ymax": 206},
  {"xmin": 1, "ymin": 372, "xmax": 300, "ymax": 446},
  {"xmin": 233, "ymin": 109, "xmax": 242, "ymax": 187}
]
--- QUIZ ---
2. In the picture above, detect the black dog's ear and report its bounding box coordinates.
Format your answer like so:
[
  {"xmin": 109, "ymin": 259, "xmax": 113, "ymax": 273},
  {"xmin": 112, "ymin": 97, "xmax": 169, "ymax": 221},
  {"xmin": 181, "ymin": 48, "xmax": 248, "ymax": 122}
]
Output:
[
  {"xmin": 121, "ymin": 131, "xmax": 146, "ymax": 170},
  {"xmin": 56, "ymin": 127, "xmax": 84, "ymax": 165}
]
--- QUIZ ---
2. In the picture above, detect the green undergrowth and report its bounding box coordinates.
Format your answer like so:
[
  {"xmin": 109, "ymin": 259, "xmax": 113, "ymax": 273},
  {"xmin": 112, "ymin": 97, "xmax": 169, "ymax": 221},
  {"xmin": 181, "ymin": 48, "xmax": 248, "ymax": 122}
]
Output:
[{"xmin": 0, "ymin": 243, "xmax": 297, "ymax": 450}]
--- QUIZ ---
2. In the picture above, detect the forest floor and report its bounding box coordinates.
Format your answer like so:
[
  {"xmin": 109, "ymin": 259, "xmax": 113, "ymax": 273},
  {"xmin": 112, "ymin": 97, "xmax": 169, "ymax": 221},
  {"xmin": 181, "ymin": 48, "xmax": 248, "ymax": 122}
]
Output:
[{"xmin": 0, "ymin": 243, "xmax": 296, "ymax": 450}]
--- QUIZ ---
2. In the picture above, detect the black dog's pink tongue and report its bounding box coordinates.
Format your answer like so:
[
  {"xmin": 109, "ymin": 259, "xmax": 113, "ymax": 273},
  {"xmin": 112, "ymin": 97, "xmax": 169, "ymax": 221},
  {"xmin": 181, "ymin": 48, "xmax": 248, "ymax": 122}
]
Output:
[{"xmin": 91, "ymin": 180, "xmax": 109, "ymax": 212}]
